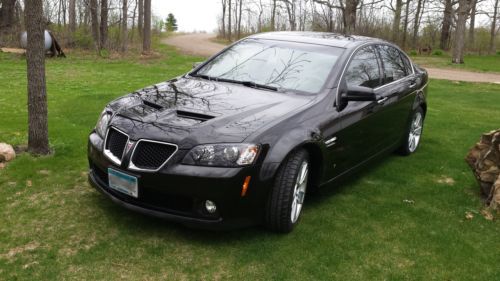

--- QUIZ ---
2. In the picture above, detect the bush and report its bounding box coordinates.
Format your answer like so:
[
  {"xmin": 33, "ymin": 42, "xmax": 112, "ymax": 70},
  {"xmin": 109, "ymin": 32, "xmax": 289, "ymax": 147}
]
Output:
[
  {"xmin": 497, "ymin": 51, "xmax": 500, "ymax": 56},
  {"xmin": 409, "ymin": 50, "xmax": 418, "ymax": 56},
  {"xmin": 432, "ymin": 49, "xmax": 444, "ymax": 56}
]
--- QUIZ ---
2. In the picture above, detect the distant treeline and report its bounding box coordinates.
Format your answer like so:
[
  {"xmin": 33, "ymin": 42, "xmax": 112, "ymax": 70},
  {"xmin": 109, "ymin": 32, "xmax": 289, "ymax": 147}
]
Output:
[{"xmin": 217, "ymin": 0, "xmax": 499, "ymax": 61}]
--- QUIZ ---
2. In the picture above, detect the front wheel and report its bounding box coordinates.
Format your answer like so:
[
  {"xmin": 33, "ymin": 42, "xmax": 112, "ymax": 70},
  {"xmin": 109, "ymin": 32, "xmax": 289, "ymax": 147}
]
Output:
[
  {"xmin": 399, "ymin": 107, "xmax": 425, "ymax": 155},
  {"xmin": 265, "ymin": 149, "xmax": 309, "ymax": 233}
]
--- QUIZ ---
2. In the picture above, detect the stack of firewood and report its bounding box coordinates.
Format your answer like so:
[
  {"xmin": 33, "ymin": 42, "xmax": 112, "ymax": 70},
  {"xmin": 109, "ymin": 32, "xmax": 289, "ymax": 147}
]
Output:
[{"xmin": 465, "ymin": 129, "xmax": 500, "ymax": 209}]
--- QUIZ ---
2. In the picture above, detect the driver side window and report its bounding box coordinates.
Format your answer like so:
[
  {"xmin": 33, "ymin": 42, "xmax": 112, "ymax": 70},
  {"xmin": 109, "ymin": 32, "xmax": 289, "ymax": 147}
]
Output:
[{"xmin": 345, "ymin": 46, "xmax": 382, "ymax": 89}]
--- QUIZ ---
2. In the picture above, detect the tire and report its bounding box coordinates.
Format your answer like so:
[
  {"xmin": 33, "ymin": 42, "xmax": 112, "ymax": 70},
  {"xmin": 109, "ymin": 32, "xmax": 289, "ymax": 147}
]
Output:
[
  {"xmin": 266, "ymin": 149, "xmax": 309, "ymax": 233},
  {"xmin": 399, "ymin": 107, "xmax": 425, "ymax": 156}
]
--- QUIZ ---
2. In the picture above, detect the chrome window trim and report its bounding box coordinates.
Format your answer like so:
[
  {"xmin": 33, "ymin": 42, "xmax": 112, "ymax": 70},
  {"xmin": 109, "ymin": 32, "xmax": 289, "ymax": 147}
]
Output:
[
  {"xmin": 128, "ymin": 139, "xmax": 179, "ymax": 173},
  {"xmin": 103, "ymin": 126, "xmax": 130, "ymax": 166},
  {"xmin": 336, "ymin": 42, "xmax": 416, "ymax": 105}
]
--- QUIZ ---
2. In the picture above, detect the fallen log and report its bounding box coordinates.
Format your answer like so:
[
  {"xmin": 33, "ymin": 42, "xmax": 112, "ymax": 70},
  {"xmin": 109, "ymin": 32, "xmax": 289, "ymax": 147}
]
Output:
[{"xmin": 465, "ymin": 129, "xmax": 500, "ymax": 209}]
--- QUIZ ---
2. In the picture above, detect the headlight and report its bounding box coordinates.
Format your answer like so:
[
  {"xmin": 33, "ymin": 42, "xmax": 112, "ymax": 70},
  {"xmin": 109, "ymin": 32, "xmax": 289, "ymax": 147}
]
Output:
[
  {"xmin": 95, "ymin": 109, "xmax": 111, "ymax": 137},
  {"xmin": 182, "ymin": 144, "xmax": 259, "ymax": 167}
]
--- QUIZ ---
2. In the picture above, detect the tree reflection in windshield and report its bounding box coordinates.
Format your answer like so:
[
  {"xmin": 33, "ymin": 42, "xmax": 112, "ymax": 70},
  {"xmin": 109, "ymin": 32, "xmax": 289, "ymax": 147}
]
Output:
[{"xmin": 195, "ymin": 39, "xmax": 343, "ymax": 93}]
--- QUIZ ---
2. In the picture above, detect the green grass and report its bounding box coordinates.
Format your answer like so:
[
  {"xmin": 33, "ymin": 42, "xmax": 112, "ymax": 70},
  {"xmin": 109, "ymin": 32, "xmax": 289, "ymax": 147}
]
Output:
[
  {"xmin": 411, "ymin": 54, "xmax": 500, "ymax": 73},
  {"xmin": 1, "ymin": 46, "xmax": 500, "ymax": 280}
]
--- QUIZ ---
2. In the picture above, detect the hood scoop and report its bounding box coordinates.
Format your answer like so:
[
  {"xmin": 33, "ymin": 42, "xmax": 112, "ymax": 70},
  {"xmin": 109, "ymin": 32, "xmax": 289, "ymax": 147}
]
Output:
[
  {"xmin": 176, "ymin": 110, "xmax": 215, "ymax": 122},
  {"xmin": 143, "ymin": 99, "xmax": 164, "ymax": 110}
]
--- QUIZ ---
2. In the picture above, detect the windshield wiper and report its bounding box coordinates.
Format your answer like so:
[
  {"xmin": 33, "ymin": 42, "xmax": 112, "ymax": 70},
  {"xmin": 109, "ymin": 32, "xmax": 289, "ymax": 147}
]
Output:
[
  {"xmin": 191, "ymin": 74, "xmax": 278, "ymax": 91},
  {"xmin": 190, "ymin": 73, "xmax": 219, "ymax": 81}
]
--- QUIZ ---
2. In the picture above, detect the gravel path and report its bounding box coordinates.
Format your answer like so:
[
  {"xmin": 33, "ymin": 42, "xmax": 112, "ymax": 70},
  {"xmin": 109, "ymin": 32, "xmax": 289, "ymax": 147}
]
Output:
[
  {"xmin": 162, "ymin": 33, "xmax": 226, "ymax": 58},
  {"xmin": 163, "ymin": 33, "xmax": 500, "ymax": 84}
]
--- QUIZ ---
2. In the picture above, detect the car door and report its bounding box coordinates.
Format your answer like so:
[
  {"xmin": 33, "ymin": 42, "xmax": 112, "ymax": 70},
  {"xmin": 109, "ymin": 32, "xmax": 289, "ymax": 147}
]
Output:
[
  {"xmin": 374, "ymin": 44, "xmax": 418, "ymax": 147},
  {"xmin": 322, "ymin": 45, "xmax": 386, "ymax": 180}
]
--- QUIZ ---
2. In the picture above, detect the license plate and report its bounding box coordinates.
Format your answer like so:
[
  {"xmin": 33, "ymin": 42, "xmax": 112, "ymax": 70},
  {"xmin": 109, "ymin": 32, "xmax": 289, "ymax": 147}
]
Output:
[{"xmin": 108, "ymin": 168, "xmax": 138, "ymax": 198}]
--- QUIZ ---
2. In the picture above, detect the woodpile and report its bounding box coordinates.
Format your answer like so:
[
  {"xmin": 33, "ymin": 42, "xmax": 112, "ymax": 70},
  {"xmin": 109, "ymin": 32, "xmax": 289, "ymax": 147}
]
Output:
[{"xmin": 465, "ymin": 129, "xmax": 500, "ymax": 209}]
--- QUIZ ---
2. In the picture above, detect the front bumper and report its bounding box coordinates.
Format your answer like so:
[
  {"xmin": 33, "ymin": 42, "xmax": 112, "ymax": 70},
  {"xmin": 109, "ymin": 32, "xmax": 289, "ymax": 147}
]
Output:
[{"xmin": 87, "ymin": 132, "xmax": 271, "ymax": 229}]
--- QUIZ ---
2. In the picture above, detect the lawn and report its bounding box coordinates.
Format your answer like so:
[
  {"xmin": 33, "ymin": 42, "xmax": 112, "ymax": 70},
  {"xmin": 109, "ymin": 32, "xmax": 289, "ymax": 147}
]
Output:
[
  {"xmin": 411, "ymin": 53, "xmax": 500, "ymax": 73},
  {"xmin": 1, "ymin": 46, "xmax": 500, "ymax": 280}
]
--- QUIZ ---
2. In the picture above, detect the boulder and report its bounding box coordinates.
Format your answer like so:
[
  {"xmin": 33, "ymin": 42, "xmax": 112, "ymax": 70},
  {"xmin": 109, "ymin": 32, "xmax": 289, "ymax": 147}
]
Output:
[
  {"xmin": 465, "ymin": 129, "xmax": 500, "ymax": 209},
  {"xmin": 0, "ymin": 143, "xmax": 16, "ymax": 163}
]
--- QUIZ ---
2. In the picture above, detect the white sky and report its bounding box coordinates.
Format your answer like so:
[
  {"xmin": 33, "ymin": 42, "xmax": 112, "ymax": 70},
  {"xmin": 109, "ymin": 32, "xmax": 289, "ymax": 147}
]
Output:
[{"xmin": 152, "ymin": 0, "xmax": 220, "ymax": 33}]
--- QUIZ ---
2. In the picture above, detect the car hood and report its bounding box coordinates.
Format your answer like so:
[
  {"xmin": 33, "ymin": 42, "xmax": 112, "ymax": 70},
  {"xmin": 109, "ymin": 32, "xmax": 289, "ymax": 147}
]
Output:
[{"xmin": 108, "ymin": 77, "xmax": 315, "ymax": 148}]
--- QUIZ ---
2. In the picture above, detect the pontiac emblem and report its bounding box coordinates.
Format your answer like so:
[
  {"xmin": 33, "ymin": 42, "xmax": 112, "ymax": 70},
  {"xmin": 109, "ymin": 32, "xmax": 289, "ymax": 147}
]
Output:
[{"xmin": 125, "ymin": 141, "xmax": 135, "ymax": 154}]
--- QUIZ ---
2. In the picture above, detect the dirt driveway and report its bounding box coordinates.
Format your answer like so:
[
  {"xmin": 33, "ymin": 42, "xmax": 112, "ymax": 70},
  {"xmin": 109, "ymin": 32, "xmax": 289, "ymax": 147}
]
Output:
[{"xmin": 163, "ymin": 33, "xmax": 500, "ymax": 84}]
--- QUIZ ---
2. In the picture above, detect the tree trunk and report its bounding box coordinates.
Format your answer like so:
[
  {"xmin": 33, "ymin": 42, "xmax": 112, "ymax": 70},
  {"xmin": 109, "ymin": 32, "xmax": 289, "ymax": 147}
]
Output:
[
  {"xmin": 402, "ymin": 0, "xmax": 411, "ymax": 49},
  {"xmin": 138, "ymin": 0, "xmax": 144, "ymax": 38},
  {"xmin": 69, "ymin": 0, "xmax": 76, "ymax": 33},
  {"xmin": 121, "ymin": 0, "xmax": 128, "ymax": 52},
  {"xmin": 468, "ymin": 0, "xmax": 476, "ymax": 49},
  {"xmin": 440, "ymin": 0, "xmax": 452, "ymax": 50},
  {"xmin": 412, "ymin": 0, "xmax": 423, "ymax": 49},
  {"xmin": 452, "ymin": 0, "xmax": 471, "ymax": 64},
  {"xmin": 271, "ymin": 0, "xmax": 277, "ymax": 31},
  {"xmin": 90, "ymin": 0, "xmax": 100, "ymax": 50},
  {"xmin": 490, "ymin": 0, "xmax": 499, "ymax": 54},
  {"xmin": 100, "ymin": 0, "xmax": 108, "ymax": 50},
  {"xmin": 228, "ymin": 0, "xmax": 232, "ymax": 40},
  {"xmin": 237, "ymin": 0, "xmax": 243, "ymax": 38},
  {"xmin": 344, "ymin": 0, "xmax": 358, "ymax": 34},
  {"xmin": 25, "ymin": 0, "xmax": 50, "ymax": 155},
  {"xmin": 0, "ymin": 0, "xmax": 17, "ymax": 29},
  {"xmin": 142, "ymin": 0, "xmax": 151, "ymax": 54},
  {"xmin": 221, "ymin": 0, "xmax": 226, "ymax": 39},
  {"xmin": 392, "ymin": 0, "xmax": 403, "ymax": 43}
]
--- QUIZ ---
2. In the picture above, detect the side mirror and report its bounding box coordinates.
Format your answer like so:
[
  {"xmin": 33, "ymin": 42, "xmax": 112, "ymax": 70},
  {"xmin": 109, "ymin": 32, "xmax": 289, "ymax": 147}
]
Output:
[
  {"xmin": 193, "ymin": 62, "xmax": 203, "ymax": 69},
  {"xmin": 343, "ymin": 85, "xmax": 376, "ymax": 102}
]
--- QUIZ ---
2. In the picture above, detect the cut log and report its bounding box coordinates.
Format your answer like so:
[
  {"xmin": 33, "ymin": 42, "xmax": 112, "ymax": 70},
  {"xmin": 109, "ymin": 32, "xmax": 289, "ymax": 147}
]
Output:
[{"xmin": 465, "ymin": 129, "xmax": 500, "ymax": 209}]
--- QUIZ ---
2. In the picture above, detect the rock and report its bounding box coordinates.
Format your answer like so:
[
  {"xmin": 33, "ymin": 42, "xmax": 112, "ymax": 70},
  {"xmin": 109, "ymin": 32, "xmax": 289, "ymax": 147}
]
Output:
[
  {"xmin": 465, "ymin": 129, "xmax": 500, "ymax": 209},
  {"xmin": 0, "ymin": 143, "xmax": 16, "ymax": 163}
]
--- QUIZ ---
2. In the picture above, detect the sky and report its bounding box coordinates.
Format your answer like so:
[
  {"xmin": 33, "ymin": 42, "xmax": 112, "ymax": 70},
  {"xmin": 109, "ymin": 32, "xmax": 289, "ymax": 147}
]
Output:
[{"xmin": 152, "ymin": 0, "xmax": 220, "ymax": 33}]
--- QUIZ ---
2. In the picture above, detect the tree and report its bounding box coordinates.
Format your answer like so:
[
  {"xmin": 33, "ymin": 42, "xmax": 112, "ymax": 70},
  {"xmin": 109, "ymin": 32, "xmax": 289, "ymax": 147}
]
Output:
[
  {"xmin": 452, "ymin": 0, "xmax": 473, "ymax": 63},
  {"xmin": 138, "ymin": 0, "xmax": 144, "ymax": 38},
  {"xmin": 143, "ymin": 0, "xmax": 151, "ymax": 53},
  {"xmin": 25, "ymin": 0, "xmax": 50, "ymax": 155},
  {"xmin": 412, "ymin": 0, "xmax": 424, "ymax": 49},
  {"xmin": 468, "ymin": 0, "xmax": 477, "ymax": 48},
  {"xmin": 68, "ymin": 0, "xmax": 76, "ymax": 33},
  {"xmin": 490, "ymin": 0, "xmax": 499, "ymax": 54},
  {"xmin": 344, "ymin": 0, "xmax": 360, "ymax": 33},
  {"xmin": 121, "ymin": 0, "xmax": 128, "ymax": 52},
  {"xmin": 440, "ymin": 0, "xmax": 453, "ymax": 50},
  {"xmin": 228, "ymin": 0, "xmax": 232, "ymax": 40},
  {"xmin": 392, "ymin": 0, "xmax": 404, "ymax": 42},
  {"xmin": 221, "ymin": 0, "xmax": 227, "ymax": 38},
  {"xmin": 89, "ymin": 0, "xmax": 100, "ymax": 51},
  {"xmin": 237, "ymin": 0, "xmax": 243, "ymax": 37},
  {"xmin": 166, "ymin": 13, "xmax": 178, "ymax": 32},
  {"xmin": 0, "ymin": 0, "xmax": 17, "ymax": 30},
  {"xmin": 100, "ymin": 0, "xmax": 108, "ymax": 50},
  {"xmin": 402, "ymin": 0, "xmax": 412, "ymax": 49}
]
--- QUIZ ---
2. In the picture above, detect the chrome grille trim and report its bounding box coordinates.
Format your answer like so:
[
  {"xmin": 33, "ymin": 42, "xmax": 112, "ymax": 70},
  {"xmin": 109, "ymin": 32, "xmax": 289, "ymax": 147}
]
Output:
[
  {"xmin": 103, "ymin": 127, "xmax": 129, "ymax": 166},
  {"xmin": 128, "ymin": 139, "xmax": 179, "ymax": 172}
]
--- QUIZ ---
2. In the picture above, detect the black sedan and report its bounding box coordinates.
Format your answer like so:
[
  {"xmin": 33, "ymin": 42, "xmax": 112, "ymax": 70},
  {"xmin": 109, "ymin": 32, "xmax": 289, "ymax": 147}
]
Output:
[{"xmin": 88, "ymin": 32, "xmax": 428, "ymax": 233}]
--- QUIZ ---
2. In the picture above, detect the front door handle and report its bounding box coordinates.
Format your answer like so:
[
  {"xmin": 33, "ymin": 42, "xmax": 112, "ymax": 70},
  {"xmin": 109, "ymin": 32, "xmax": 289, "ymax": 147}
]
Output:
[
  {"xmin": 409, "ymin": 79, "xmax": 417, "ymax": 89},
  {"xmin": 377, "ymin": 97, "xmax": 388, "ymax": 104}
]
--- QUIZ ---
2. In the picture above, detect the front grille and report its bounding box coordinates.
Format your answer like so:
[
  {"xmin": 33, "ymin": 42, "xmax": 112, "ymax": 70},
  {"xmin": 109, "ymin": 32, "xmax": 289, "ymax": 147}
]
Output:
[
  {"xmin": 105, "ymin": 128, "xmax": 128, "ymax": 162},
  {"xmin": 130, "ymin": 140, "xmax": 177, "ymax": 170}
]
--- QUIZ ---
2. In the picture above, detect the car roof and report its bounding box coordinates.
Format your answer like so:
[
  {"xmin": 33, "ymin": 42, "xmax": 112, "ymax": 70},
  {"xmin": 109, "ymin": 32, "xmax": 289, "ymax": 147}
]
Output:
[{"xmin": 248, "ymin": 31, "xmax": 385, "ymax": 48}]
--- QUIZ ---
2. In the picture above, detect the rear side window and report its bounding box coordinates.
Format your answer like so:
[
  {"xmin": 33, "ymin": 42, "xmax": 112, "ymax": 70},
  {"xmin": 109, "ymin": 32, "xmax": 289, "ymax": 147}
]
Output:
[
  {"xmin": 400, "ymin": 51, "xmax": 413, "ymax": 75},
  {"xmin": 345, "ymin": 46, "xmax": 381, "ymax": 89},
  {"xmin": 378, "ymin": 45, "xmax": 408, "ymax": 84}
]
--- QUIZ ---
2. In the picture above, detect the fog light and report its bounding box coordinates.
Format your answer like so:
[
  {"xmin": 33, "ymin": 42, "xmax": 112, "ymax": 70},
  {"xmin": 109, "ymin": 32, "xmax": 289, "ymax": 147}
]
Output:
[{"xmin": 205, "ymin": 200, "xmax": 217, "ymax": 214}]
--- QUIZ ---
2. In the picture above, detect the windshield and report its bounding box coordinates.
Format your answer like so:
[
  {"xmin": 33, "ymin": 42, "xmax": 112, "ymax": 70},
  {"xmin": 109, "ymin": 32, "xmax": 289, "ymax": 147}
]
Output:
[{"xmin": 194, "ymin": 39, "xmax": 344, "ymax": 94}]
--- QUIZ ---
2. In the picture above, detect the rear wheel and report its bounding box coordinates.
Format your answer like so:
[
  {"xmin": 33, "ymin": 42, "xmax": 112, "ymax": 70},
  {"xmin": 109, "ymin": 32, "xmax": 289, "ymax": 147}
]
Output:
[
  {"xmin": 266, "ymin": 149, "xmax": 309, "ymax": 233},
  {"xmin": 399, "ymin": 107, "xmax": 425, "ymax": 155}
]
